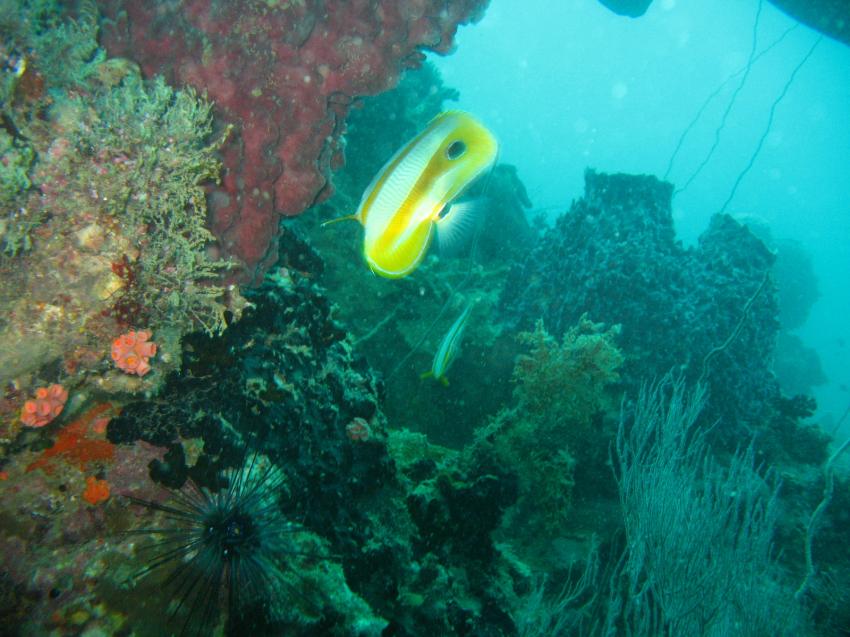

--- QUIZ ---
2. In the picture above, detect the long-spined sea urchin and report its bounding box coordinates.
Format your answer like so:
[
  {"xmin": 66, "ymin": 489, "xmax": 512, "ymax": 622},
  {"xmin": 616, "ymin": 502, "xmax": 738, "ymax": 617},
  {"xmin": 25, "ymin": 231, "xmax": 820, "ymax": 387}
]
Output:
[{"xmin": 125, "ymin": 452, "xmax": 316, "ymax": 635}]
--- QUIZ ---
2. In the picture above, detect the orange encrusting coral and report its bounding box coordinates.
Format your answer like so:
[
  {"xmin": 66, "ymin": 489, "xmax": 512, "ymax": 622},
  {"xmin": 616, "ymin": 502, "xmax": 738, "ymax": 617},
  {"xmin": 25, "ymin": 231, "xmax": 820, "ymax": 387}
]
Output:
[
  {"xmin": 20, "ymin": 384, "xmax": 68, "ymax": 427},
  {"xmin": 82, "ymin": 476, "xmax": 110, "ymax": 505},
  {"xmin": 111, "ymin": 329, "xmax": 157, "ymax": 376},
  {"xmin": 26, "ymin": 403, "xmax": 117, "ymax": 475}
]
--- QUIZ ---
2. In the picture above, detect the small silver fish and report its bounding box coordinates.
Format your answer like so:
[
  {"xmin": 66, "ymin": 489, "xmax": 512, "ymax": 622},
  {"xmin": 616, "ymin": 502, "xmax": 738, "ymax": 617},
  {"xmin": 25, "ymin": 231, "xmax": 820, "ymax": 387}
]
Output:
[{"xmin": 421, "ymin": 303, "xmax": 473, "ymax": 386}]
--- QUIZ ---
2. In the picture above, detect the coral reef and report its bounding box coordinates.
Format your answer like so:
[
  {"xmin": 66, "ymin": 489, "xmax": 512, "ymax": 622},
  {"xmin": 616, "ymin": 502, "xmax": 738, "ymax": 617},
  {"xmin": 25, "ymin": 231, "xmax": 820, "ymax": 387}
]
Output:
[
  {"xmin": 1, "ymin": 11, "xmax": 842, "ymax": 635},
  {"xmin": 0, "ymin": 399, "xmax": 167, "ymax": 635},
  {"xmin": 609, "ymin": 377, "xmax": 810, "ymax": 636},
  {"xmin": 0, "ymin": 3, "xmax": 244, "ymax": 437},
  {"xmin": 110, "ymin": 330, "xmax": 156, "ymax": 376},
  {"xmin": 97, "ymin": 227, "xmax": 525, "ymax": 634},
  {"xmin": 471, "ymin": 317, "xmax": 623, "ymax": 560},
  {"xmin": 304, "ymin": 63, "xmax": 532, "ymax": 447},
  {"xmin": 20, "ymin": 383, "xmax": 68, "ymax": 428},
  {"xmin": 512, "ymin": 316, "xmax": 623, "ymax": 426},
  {"xmin": 336, "ymin": 61, "xmax": 461, "ymax": 199},
  {"xmin": 128, "ymin": 452, "xmax": 385, "ymax": 635},
  {"xmin": 98, "ymin": 0, "xmax": 491, "ymax": 280},
  {"xmin": 500, "ymin": 170, "xmax": 781, "ymax": 443}
]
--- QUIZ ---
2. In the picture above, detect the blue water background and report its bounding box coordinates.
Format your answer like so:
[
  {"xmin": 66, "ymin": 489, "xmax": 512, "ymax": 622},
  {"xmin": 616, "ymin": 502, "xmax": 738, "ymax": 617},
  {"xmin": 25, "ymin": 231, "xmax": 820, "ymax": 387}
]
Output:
[{"xmin": 429, "ymin": 0, "xmax": 850, "ymax": 428}]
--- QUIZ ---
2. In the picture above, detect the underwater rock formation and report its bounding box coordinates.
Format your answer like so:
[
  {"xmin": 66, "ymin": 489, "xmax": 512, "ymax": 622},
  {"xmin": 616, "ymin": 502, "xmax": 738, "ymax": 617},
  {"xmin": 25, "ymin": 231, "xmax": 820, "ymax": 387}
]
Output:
[
  {"xmin": 99, "ymin": 0, "xmax": 490, "ymax": 280},
  {"xmin": 0, "ymin": 5, "xmax": 244, "ymax": 436},
  {"xmin": 596, "ymin": 0, "xmax": 653, "ymax": 18},
  {"xmin": 768, "ymin": 0, "xmax": 850, "ymax": 48},
  {"xmin": 500, "ymin": 170, "xmax": 780, "ymax": 441},
  {"xmin": 102, "ymin": 227, "xmax": 522, "ymax": 634},
  {"xmin": 607, "ymin": 0, "xmax": 850, "ymax": 47}
]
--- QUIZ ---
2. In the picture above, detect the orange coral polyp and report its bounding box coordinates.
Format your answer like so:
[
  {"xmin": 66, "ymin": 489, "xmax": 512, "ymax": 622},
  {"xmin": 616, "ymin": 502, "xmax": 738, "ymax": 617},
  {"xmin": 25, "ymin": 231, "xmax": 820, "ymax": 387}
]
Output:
[
  {"xmin": 21, "ymin": 384, "xmax": 68, "ymax": 427},
  {"xmin": 111, "ymin": 330, "xmax": 157, "ymax": 376}
]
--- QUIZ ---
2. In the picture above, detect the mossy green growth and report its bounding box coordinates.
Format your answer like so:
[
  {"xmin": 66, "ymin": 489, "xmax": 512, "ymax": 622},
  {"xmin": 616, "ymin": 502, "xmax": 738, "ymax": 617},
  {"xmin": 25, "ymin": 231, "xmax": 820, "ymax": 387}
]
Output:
[
  {"xmin": 66, "ymin": 72, "xmax": 234, "ymax": 334},
  {"xmin": 473, "ymin": 316, "xmax": 623, "ymax": 542},
  {"xmin": 513, "ymin": 315, "xmax": 624, "ymax": 427},
  {"xmin": 0, "ymin": 129, "xmax": 37, "ymax": 255},
  {"xmin": 474, "ymin": 407, "xmax": 577, "ymax": 537},
  {"xmin": 0, "ymin": 0, "xmax": 103, "ymax": 100}
]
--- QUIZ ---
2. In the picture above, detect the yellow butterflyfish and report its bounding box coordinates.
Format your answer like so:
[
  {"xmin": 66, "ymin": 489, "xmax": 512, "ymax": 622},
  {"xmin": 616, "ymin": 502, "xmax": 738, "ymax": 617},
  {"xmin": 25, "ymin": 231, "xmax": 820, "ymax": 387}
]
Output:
[{"xmin": 326, "ymin": 111, "xmax": 498, "ymax": 278}]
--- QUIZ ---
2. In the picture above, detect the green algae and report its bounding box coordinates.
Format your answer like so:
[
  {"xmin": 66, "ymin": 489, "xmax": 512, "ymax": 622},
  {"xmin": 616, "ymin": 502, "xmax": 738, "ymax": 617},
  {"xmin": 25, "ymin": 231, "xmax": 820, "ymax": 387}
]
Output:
[
  {"xmin": 0, "ymin": 0, "xmax": 234, "ymax": 336},
  {"xmin": 512, "ymin": 315, "xmax": 624, "ymax": 427},
  {"xmin": 0, "ymin": 129, "xmax": 37, "ymax": 255},
  {"xmin": 75, "ymin": 72, "xmax": 235, "ymax": 334}
]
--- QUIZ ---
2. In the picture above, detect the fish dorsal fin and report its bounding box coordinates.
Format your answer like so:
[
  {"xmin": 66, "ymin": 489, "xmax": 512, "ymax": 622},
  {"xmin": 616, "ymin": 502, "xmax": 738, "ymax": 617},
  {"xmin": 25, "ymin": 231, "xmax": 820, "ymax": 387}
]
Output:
[{"xmin": 436, "ymin": 199, "xmax": 484, "ymax": 256}]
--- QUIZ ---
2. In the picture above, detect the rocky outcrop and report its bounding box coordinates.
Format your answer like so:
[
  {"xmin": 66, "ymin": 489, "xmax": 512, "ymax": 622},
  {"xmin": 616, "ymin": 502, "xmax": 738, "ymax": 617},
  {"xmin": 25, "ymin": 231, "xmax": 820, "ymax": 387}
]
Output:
[{"xmin": 500, "ymin": 170, "xmax": 780, "ymax": 443}]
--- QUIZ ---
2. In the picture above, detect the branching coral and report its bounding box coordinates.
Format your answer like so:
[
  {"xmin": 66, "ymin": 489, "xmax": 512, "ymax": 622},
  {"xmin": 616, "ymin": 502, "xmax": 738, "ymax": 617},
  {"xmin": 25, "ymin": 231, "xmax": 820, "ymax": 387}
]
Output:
[
  {"xmin": 513, "ymin": 315, "xmax": 623, "ymax": 428},
  {"xmin": 473, "ymin": 316, "xmax": 623, "ymax": 543},
  {"xmin": 72, "ymin": 72, "xmax": 235, "ymax": 335}
]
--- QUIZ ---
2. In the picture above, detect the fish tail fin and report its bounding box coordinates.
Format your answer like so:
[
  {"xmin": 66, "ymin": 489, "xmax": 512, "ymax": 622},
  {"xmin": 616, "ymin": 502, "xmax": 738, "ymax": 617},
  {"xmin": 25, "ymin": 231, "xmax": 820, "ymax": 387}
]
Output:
[
  {"xmin": 321, "ymin": 213, "xmax": 358, "ymax": 228},
  {"xmin": 439, "ymin": 376, "xmax": 450, "ymax": 387}
]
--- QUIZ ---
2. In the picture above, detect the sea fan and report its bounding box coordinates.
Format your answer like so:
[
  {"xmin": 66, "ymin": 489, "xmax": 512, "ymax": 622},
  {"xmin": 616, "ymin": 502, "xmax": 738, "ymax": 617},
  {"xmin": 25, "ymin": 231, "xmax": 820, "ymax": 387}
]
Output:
[{"xmin": 126, "ymin": 452, "xmax": 312, "ymax": 635}]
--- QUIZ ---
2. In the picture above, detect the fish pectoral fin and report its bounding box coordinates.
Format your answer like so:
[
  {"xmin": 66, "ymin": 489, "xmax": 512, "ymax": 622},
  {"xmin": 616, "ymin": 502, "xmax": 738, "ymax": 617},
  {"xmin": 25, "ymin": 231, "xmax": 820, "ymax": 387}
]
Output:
[
  {"xmin": 436, "ymin": 199, "xmax": 484, "ymax": 256},
  {"xmin": 321, "ymin": 213, "xmax": 358, "ymax": 227},
  {"xmin": 420, "ymin": 371, "xmax": 434, "ymax": 380}
]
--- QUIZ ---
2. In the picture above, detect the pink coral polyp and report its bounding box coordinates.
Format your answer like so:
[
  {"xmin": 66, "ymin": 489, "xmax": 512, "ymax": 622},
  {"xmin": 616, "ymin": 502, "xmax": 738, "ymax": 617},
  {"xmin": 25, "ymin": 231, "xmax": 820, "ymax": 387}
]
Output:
[
  {"xmin": 21, "ymin": 384, "xmax": 69, "ymax": 428},
  {"xmin": 111, "ymin": 330, "xmax": 157, "ymax": 376}
]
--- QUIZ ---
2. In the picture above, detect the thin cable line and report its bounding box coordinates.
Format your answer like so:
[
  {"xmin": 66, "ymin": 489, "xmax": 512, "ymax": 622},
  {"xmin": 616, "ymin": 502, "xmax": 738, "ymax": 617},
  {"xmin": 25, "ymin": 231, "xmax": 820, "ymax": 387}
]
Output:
[
  {"xmin": 719, "ymin": 35, "xmax": 822, "ymax": 213},
  {"xmin": 664, "ymin": 22, "xmax": 799, "ymax": 181},
  {"xmin": 674, "ymin": 0, "xmax": 763, "ymax": 195}
]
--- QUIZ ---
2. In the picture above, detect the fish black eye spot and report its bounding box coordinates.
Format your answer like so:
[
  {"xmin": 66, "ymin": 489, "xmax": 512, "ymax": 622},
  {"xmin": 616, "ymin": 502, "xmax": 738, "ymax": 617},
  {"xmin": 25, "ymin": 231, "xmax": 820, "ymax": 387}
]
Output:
[{"xmin": 446, "ymin": 140, "xmax": 466, "ymax": 160}]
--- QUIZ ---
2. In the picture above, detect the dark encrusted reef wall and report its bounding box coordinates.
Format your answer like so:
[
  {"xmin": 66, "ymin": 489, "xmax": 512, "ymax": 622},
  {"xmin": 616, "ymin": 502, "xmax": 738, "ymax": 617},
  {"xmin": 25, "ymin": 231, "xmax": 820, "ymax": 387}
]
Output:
[
  {"xmin": 104, "ymin": 227, "xmax": 521, "ymax": 635},
  {"xmin": 500, "ymin": 170, "xmax": 780, "ymax": 441}
]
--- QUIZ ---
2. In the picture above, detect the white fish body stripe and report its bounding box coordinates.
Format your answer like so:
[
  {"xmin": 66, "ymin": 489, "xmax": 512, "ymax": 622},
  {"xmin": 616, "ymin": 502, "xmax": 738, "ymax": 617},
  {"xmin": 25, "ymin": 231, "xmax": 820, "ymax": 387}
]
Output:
[{"xmin": 361, "ymin": 117, "xmax": 456, "ymax": 246}]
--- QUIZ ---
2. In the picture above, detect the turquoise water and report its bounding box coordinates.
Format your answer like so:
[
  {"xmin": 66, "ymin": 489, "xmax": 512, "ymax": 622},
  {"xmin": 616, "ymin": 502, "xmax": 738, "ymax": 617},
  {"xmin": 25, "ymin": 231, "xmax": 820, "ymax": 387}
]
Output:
[{"xmin": 0, "ymin": 1, "xmax": 848, "ymax": 635}]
